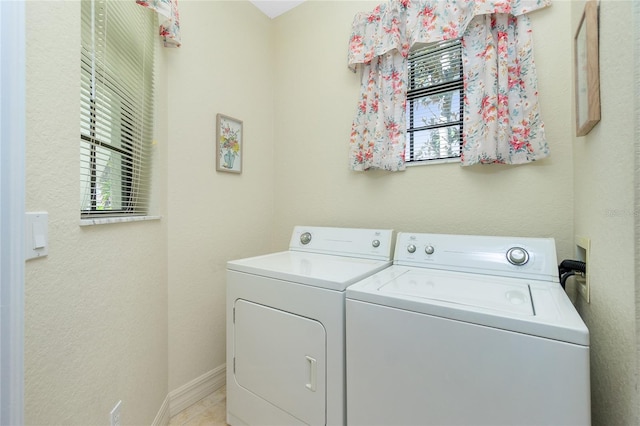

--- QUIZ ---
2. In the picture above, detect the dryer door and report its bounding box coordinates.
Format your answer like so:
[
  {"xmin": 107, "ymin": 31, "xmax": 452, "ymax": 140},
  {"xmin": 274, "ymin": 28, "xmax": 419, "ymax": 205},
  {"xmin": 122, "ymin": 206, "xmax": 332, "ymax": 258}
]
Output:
[{"xmin": 233, "ymin": 299, "xmax": 326, "ymax": 425}]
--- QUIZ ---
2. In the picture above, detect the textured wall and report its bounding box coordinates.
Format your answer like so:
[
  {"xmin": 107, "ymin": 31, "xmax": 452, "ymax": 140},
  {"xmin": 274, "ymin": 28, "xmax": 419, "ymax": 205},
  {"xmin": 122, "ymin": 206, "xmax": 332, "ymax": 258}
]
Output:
[
  {"xmin": 165, "ymin": 1, "xmax": 276, "ymax": 391},
  {"xmin": 572, "ymin": 1, "xmax": 638, "ymax": 424},
  {"xmin": 21, "ymin": 1, "xmax": 639, "ymax": 424},
  {"xmin": 272, "ymin": 1, "xmax": 575, "ymax": 257},
  {"xmin": 24, "ymin": 2, "xmax": 169, "ymax": 424}
]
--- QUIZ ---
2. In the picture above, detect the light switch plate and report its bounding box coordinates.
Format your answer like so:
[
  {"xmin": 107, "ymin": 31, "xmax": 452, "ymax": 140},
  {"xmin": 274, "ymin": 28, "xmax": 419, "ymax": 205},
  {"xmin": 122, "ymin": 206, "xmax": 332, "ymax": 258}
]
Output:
[{"xmin": 25, "ymin": 212, "xmax": 48, "ymax": 261}]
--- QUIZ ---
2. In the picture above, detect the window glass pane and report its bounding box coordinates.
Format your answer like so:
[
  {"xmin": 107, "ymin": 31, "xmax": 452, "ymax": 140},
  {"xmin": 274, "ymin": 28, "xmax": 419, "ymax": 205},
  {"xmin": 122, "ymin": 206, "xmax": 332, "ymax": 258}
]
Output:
[
  {"xmin": 409, "ymin": 89, "xmax": 461, "ymax": 128},
  {"xmin": 80, "ymin": 142, "xmax": 124, "ymax": 211},
  {"xmin": 407, "ymin": 125, "xmax": 461, "ymax": 161},
  {"xmin": 94, "ymin": 145, "xmax": 123, "ymax": 211},
  {"xmin": 409, "ymin": 40, "xmax": 462, "ymax": 90}
]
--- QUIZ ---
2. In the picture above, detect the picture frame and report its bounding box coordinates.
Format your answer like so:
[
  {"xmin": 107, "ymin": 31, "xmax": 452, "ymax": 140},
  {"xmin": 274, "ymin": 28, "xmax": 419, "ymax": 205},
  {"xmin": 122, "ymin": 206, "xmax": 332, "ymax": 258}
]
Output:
[
  {"xmin": 574, "ymin": 0, "xmax": 600, "ymax": 137},
  {"xmin": 216, "ymin": 113, "xmax": 243, "ymax": 173}
]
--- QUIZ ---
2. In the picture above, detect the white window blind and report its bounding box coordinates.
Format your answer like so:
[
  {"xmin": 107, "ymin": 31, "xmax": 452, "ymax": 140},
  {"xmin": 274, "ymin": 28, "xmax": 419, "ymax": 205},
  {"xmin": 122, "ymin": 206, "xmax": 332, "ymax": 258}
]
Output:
[
  {"xmin": 406, "ymin": 38, "xmax": 463, "ymax": 163},
  {"xmin": 80, "ymin": 0, "xmax": 155, "ymax": 218}
]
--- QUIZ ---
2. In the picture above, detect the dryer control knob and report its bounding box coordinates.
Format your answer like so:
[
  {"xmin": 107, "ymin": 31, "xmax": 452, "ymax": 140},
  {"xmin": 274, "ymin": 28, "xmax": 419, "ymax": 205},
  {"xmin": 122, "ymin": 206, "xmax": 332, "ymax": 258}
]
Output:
[
  {"xmin": 372, "ymin": 239, "xmax": 381, "ymax": 248},
  {"xmin": 407, "ymin": 244, "xmax": 416, "ymax": 254},
  {"xmin": 425, "ymin": 245, "xmax": 435, "ymax": 255},
  {"xmin": 300, "ymin": 232, "xmax": 312, "ymax": 245},
  {"xmin": 507, "ymin": 247, "xmax": 529, "ymax": 265}
]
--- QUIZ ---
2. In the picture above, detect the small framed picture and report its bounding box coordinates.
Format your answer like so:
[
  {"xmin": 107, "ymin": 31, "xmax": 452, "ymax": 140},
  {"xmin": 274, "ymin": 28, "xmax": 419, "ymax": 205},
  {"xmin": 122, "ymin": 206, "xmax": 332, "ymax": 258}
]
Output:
[
  {"xmin": 574, "ymin": 0, "xmax": 600, "ymax": 137},
  {"xmin": 216, "ymin": 113, "xmax": 243, "ymax": 173}
]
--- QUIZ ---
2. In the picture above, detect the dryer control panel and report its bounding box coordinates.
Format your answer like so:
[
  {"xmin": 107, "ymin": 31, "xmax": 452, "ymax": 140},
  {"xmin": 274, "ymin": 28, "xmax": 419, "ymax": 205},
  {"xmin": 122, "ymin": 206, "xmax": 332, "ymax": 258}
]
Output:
[
  {"xmin": 290, "ymin": 226, "xmax": 394, "ymax": 261},
  {"xmin": 394, "ymin": 232, "xmax": 558, "ymax": 282}
]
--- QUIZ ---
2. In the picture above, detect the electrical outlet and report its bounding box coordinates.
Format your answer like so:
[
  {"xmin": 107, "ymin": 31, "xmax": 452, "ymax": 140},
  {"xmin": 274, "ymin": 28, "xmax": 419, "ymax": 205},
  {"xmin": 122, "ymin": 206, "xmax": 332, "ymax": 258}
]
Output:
[
  {"xmin": 110, "ymin": 400, "xmax": 122, "ymax": 426},
  {"xmin": 575, "ymin": 236, "xmax": 590, "ymax": 303}
]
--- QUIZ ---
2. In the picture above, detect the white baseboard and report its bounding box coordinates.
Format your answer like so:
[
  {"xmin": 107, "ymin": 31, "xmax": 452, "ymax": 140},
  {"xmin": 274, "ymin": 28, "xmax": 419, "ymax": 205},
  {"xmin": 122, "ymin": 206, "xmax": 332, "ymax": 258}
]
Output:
[
  {"xmin": 168, "ymin": 364, "xmax": 227, "ymax": 418},
  {"xmin": 152, "ymin": 395, "xmax": 170, "ymax": 426}
]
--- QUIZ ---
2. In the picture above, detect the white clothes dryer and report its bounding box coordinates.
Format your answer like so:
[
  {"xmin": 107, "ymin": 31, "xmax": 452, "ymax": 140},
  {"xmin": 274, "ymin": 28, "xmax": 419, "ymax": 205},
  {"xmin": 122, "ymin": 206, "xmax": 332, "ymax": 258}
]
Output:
[
  {"xmin": 346, "ymin": 232, "xmax": 590, "ymax": 426},
  {"xmin": 226, "ymin": 226, "xmax": 394, "ymax": 426}
]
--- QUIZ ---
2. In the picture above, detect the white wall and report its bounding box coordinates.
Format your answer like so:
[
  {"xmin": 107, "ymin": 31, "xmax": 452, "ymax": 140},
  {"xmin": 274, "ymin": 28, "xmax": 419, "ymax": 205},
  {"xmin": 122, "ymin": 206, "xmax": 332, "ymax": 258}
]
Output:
[
  {"xmin": 272, "ymin": 1, "xmax": 575, "ymax": 257},
  {"xmin": 572, "ymin": 1, "xmax": 638, "ymax": 424},
  {"xmin": 24, "ymin": 2, "xmax": 169, "ymax": 424},
  {"xmin": 166, "ymin": 0, "xmax": 276, "ymax": 391}
]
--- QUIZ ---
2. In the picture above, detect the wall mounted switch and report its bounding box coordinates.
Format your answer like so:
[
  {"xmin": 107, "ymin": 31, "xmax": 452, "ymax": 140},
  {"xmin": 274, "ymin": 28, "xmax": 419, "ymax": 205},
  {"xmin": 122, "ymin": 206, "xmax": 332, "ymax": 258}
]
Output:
[{"xmin": 25, "ymin": 212, "xmax": 48, "ymax": 261}]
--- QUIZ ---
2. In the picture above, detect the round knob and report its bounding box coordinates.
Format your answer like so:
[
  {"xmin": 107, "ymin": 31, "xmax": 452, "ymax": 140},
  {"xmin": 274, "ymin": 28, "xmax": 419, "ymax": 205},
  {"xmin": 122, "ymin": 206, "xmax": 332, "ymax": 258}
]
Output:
[
  {"xmin": 372, "ymin": 239, "xmax": 380, "ymax": 248},
  {"xmin": 407, "ymin": 244, "xmax": 416, "ymax": 254},
  {"xmin": 425, "ymin": 245, "xmax": 435, "ymax": 255},
  {"xmin": 300, "ymin": 232, "xmax": 312, "ymax": 245},
  {"xmin": 507, "ymin": 247, "xmax": 529, "ymax": 265}
]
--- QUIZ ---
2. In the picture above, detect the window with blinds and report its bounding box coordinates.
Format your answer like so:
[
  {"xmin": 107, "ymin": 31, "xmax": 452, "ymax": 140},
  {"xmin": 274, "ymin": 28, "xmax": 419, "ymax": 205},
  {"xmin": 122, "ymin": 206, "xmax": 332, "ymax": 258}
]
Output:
[
  {"xmin": 405, "ymin": 38, "xmax": 463, "ymax": 163},
  {"xmin": 80, "ymin": 0, "xmax": 155, "ymax": 218}
]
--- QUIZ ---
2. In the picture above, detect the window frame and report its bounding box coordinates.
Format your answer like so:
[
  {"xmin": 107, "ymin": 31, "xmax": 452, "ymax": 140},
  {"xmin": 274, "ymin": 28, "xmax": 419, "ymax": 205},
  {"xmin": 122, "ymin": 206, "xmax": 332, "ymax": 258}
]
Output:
[
  {"xmin": 405, "ymin": 38, "xmax": 464, "ymax": 165},
  {"xmin": 80, "ymin": 0, "xmax": 156, "ymax": 219}
]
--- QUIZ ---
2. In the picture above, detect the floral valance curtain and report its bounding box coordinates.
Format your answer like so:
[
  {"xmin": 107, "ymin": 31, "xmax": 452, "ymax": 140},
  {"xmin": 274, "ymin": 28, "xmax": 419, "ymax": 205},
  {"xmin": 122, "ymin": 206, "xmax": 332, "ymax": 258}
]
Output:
[
  {"xmin": 348, "ymin": 0, "xmax": 551, "ymax": 171},
  {"xmin": 136, "ymin": 0, "xmax": 181, "ymax": 47}
]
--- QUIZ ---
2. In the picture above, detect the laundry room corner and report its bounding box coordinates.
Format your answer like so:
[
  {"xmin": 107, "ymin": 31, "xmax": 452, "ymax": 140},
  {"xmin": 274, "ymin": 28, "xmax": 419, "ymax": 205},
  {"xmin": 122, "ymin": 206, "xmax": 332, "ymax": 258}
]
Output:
[
  {"xmin": 571, "ymin": 1, "xmax": 639, "ymax": 424},
  {"xmin": 165, "ymin": 0, "xmax": 277, "ymax": 396}
]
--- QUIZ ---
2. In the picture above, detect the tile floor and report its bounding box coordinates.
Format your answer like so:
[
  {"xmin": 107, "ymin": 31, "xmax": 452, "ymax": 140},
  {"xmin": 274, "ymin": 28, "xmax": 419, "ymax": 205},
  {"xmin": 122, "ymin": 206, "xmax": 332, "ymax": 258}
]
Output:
[{"xmin": 169, "ymin": 386, "xmax": 227, "ymax": 426}]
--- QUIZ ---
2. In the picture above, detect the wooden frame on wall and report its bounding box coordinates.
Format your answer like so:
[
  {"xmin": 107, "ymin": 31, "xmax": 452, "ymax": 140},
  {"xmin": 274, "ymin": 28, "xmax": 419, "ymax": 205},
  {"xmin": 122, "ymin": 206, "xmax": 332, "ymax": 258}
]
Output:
[
  {"xmin": 216, "ymin": 113, "xmax": 243, "ymax": 174},
  {"xmin": 574, "ymin": 0, "xmax": 600, "ymax": 137}
]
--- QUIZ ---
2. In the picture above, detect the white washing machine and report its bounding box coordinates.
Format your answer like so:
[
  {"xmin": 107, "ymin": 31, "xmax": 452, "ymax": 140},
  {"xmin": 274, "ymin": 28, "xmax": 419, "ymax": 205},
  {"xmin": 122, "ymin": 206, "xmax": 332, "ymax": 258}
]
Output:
[
  {"xmin": 226, "ymin": 226, "xmax": 394, "ymax": 426},
  {"xmin": 346, "ymin": 232, "xmax": 590, "ymax": 426}
]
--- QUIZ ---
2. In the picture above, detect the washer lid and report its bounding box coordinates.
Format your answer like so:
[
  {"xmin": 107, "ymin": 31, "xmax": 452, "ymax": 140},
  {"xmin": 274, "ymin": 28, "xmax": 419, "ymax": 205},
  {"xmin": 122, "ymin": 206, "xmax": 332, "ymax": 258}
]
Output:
[
  {"xmin": 227, "ymin": 251, "xmax": 392, "ymax": 291},
  {"xmin": 347, "ymin": 266, "xmax": 589, "ymax": 346},
  {"xmin": 379, "ymin": 269, "xmax": 534, "ymax": 316}
]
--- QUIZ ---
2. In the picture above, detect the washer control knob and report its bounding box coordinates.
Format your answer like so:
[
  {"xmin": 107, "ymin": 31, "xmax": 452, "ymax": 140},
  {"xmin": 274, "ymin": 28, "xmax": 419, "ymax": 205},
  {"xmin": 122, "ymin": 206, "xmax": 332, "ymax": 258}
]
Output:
[
  {"xmin": 300, "ymin": 232, "xmax": 312, "ymax": 245},
  {"xmin": 407, "ymin": 244, "xmax": 416, "ymax": 254},
  {"xmin": 425, "ymin": 245, "xmax": 435, "ymax": 255},
  {"xmin": 372, "ymin": 239, "xmax": 381, "ymax": 248},
  {"xmin": 507, "ymin": 247, "xmax": 529, "ymax": 265}
]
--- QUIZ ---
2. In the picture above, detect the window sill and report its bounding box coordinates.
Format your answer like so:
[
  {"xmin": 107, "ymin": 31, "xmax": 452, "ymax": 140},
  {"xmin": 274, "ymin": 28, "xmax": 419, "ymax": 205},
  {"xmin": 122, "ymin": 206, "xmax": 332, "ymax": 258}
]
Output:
[
  {"xmin": 79, "ymin": 215, "xmax": 162, "ymax": 227},
  {"xmin": 406, "ymin": 157, "xmax": 461, "ymax": 167}
]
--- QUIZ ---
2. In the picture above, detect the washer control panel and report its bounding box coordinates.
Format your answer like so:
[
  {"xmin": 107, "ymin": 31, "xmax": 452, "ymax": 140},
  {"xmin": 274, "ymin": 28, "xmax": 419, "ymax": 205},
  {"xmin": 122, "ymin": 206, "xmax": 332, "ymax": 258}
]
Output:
[
  {"xmin": 506, "ymin": 247, "xmax": 529, "ymax": 265},
  {"xmin": 395, "ymin": 232, "xmax": 557, "ymax": 282}
]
